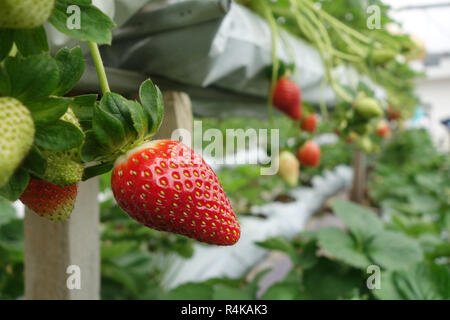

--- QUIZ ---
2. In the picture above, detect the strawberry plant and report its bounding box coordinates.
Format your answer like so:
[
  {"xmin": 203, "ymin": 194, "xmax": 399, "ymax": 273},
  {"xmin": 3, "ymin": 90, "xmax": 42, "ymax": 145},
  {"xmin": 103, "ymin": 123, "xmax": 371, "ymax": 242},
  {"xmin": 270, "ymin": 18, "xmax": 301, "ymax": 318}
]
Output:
[{"xmin": 0, "ymin": 0, "xmax": 240, "ymax": 245}]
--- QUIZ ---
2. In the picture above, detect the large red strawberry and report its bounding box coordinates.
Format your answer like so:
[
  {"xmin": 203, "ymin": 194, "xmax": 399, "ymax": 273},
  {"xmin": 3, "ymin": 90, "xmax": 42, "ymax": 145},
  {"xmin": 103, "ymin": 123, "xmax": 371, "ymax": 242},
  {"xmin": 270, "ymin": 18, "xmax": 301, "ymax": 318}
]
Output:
[
  {"xmin": 273, "ymin": 78, "xmax": 302, "ymax": 120},
  {"xmin": 297, "ymin": 141, "xmax": 321, "ymax": 167},
  {"xmin": 111, "ymin": 140, "xmax": 240, "ymax": 246},
  {"xmin": 20, "ymin": 179, "xmax": 78, "ymax": 221},
  {"xmin": 300, "ymin": 114, "xmax": 318, "ymax": 133}
]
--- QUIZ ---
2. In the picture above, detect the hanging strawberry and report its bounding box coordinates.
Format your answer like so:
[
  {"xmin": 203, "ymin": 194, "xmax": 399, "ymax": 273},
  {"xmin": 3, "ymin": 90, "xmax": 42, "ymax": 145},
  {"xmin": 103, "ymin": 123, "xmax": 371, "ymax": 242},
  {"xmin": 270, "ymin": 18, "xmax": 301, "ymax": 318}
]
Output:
[
  {"xmin": 111, "ymin": 140, "xmax": 240, "ymax": 245},
  {"xmin": 20, "ymin": 179, "xmax": 77, "ymax": 221},
  {"xmin": 82, "ymin": 80, "xmax": 241, "ymax": 246},
  {"xmin": 376, "ymin": 121, "xmax": 391, "ymax": 138},
  {"xmin": 297, "ymin": 141, "xmax": 321, "ymax": 167},
  {"xmin": 273, "ymin": 78, "xmax": 302, "ymax": 120},
  {"xmin": 300, "ymin": 114, "xmax": 318, "ymax": 133},
  {"xmin": 0, "ymin": 0, "xmax": 55, "ymax": 29}
]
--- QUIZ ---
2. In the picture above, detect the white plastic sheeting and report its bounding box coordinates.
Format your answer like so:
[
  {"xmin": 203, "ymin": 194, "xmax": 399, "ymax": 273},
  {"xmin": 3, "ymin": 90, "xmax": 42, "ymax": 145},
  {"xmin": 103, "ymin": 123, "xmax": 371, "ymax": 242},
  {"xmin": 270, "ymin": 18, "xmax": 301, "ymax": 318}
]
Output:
[
  {"xmin": 159, "ymin": 164, "xmax": 353, "ymax": 289},
  {"xmin": 98, "ymin": 1, "xmax": 385, "ymax": 116}
]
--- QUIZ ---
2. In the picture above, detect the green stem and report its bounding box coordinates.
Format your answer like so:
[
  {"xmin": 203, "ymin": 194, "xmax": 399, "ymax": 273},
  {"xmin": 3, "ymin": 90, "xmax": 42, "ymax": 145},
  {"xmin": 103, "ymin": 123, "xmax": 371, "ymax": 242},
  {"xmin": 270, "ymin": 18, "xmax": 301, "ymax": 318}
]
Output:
[
  {"xmin": 302, "ymin": 0, "xmax": 371, "ymax": 45},
  {"xmin": 258, "ymin": 0, "xmax": 278, "ymax": 124},
  {"xmin": 319, "ymin": 77, "xmax": 329, "ymax": 120},
  {"xmin": 88, "ymin": 41, "xmax": 111, "ymax": 95}
]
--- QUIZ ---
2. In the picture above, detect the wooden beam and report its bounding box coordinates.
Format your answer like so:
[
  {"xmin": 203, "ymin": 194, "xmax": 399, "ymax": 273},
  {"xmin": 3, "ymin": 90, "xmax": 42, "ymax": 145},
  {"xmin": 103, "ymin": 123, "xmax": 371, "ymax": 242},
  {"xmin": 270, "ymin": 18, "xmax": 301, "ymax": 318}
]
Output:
[
  {"xmin": 153, "ymin": 91, "xmax": 193, "ymax": 141},
  {"xmin": 350, "ymin": 150, "xmax": 367, "ymax": 204},
  {"xmin": 24, "ymin": 178, "xmax": 100, "ymax": 300}
]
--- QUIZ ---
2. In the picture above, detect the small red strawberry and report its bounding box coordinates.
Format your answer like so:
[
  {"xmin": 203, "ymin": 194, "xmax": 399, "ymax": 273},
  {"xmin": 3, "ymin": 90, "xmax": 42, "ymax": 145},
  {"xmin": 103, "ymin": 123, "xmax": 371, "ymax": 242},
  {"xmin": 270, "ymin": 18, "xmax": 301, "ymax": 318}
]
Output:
[
  {"xmin": 20, "ymin": 179, "xmax": 78, "ymax": 221},
  {"xmin": 301, "ymin": 114, "xmax": 318, "ymax": 133},
  {"xmin": 111, "ymin": 140, "xmax": 240, "ymax": 246},
  {"xmin": 273, "ymin": 78, "xmax": 302, "ymax": 120},
  {"xmin": 387, "ymin": 106, "xmax": 401, "ymax": 121},
  {"xmin": 297, "ymin": 141, "xmax": 321, "ymax": 167},
  {"xmin": 376, "ymin": 121, "xmax": 391, "ymax": 138}
]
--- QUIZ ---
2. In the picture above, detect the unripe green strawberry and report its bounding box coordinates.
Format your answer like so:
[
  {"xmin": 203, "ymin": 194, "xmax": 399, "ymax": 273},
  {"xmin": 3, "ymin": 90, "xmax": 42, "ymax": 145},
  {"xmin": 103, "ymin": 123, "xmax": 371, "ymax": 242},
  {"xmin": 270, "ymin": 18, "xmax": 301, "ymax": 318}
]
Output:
[
  {"xmin": 0, "ymin": 0, "xmax": 55, "ymax": 29},
  {"xmin": 278, "ymin": 151, "xmax": 300, "ymax": 187},
  {"xmin": 372, "ymin": 49, "xmax": 396, "ymax": 65},
  {"xmin": 354, "ymin": 97, "xmax": 383, "ymax": 120},
  {"xmin": 356, "ymin": 136, "xmax": 373, "ymax": 153},
  {"xmin": 0, "ymin": 97, "xmax": 35, "ymax": 188},
  {"xmin": 20, "ymin": 179, "xmax": 77, "ymax": 221},
  {"xmin": 39, "ymin": 108, "xmax": 84, "ymax": 185}
]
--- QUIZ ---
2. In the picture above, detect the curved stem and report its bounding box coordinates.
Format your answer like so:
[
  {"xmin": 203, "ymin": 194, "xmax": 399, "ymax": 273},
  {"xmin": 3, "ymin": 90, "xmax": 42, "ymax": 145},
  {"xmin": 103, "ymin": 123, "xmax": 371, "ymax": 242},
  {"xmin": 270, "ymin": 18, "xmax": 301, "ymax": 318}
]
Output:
[
  {"xmin": 88, "ymin": 41, "xmax": 111, "ymax": 95},
  {"xmin": 259, "ymin": 0, "xmax": 278, "ymax": 124},
  {"xmin": 302, "ymin": 0, "xmax": 371, "ymax": 45}
]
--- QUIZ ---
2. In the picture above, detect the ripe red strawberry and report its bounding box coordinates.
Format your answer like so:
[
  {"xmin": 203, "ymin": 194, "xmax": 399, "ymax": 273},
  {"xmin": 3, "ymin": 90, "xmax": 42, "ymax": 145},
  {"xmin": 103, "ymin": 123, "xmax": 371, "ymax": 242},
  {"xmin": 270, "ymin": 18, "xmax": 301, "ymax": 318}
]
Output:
[
  {"xmin": 387, "ymin": 106, "xmax": 401, "ymax": 121},
  {"xmin": 20, "ymin": 179, "xmax": 78, "ymax": 221},
  {"xmin": 111, "ymin": 140, "xmax": 240, "ymax": 246},
  {"xmin": 297, "ymin": 141, "xmax": 321, "ymax": 167},
  {"xmin": 273, "ymin": 78, "xmax": 302, "ymax": 120},
  {"xmin": 376, "ymin": 121, "xmax": 391, "ymax": 138},
  {"xmin": 301, "ymin": 114, "xmax": 318, "ymax": 133}
]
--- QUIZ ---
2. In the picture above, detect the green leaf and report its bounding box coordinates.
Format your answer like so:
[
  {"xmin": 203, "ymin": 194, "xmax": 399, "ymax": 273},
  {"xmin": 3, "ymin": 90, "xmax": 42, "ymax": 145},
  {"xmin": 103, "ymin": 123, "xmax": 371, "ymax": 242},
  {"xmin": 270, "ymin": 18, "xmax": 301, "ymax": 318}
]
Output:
[
  {"xmin": 21, "ymin": 146, "xmax": 47, "ymax": 176},
  {"xmin": 81, "ymin": 130, "xmax": 109, "ymax": 162},
  {"xmin": 49, "ymin": 0, "xmax": 115, "ymax": 44},
  {"xmin": 0, "ymin": 29, "xmax": 13, "ymax": 61},
  {"xmin": 367, "ymin": 230, "xmax": 423, "ymax": 270},
  {"xmin": 212, "ymin": 285, "xmax": 252, "ymax": 300},
  {"xmin": 35, "ymin": 120, "xmax": 84, "ymax": 151},
  {"xmin": 26, "ymin": 96, "xmax": 72, "ymax": 124},
  {"xmin": 13, "ymin": 27, "xmax": 49, "ymax": 56},
  {"xmin": 372, "ymin": 270, "xmax": 403, "ymax": 300},
  {"xmin": 92, "ymin": 103, "xmax": 127, "ymax": 151},
  {"xmin": 0, "ymin": 197, "xmax": 17, "ymax": 226},
  {"xmin": 53, "ymin": 47, "xmax": 85, "ymax": 95},
  {"xmin": 262, "ymin": 282, "xmax": 303, "ymax": 300},
  {"xmin": 0, "ymin": 67, "xmax": 11, "ymax": 95},
  {"xmin": 127, "ymin": 100, "xmax": 148, "ymax": 139},
  {"xmin": 393, "ymin": 263, "xmax": 450, "ymax": 300},
  {"xmin": 83, "ymin": 162, "xmax": 113, "ymax": 181},
  {"xmin": 0, "ymin": 168, "xmax": 29, "ymax": 201},
  {"xmin": 317, "ymin": 227, "xmax": 371, "ymax": 269},
  {"xmin": 71, "ymin": 94, "xmax": 97, "ymax": 130},
  {"xmin": 303, "ymin": 258, "xmax": 364, "ymax": 300},
  {"xmin": 256, "ymin": 237, "xmax": 299, "ymax": 263},
  {"xmin": 102, "ymin": 241, "xmax": 138, "ymax": 260},
  {"xmin": 161, "ymin": 283, "xmax": 214, "ymax": 300},
  {"xmin": 4, "ymin": 54, "xmax": 59, "ymax": 101},
  {"xmin": 332, "ymin": 200, "xmax": 383, "ymax": 241},
  {"xmin": 139, "ymin": 79, "xmax": 164, "ymax": 137}
]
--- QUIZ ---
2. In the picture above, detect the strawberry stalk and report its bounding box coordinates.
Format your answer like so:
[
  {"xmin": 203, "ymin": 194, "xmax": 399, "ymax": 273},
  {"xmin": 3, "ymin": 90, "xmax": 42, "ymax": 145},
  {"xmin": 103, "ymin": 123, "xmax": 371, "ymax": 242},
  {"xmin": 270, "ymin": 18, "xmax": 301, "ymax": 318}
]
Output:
[{"xmin": 88, "ymin": 40, "xmax": 111, "ymax": 95}]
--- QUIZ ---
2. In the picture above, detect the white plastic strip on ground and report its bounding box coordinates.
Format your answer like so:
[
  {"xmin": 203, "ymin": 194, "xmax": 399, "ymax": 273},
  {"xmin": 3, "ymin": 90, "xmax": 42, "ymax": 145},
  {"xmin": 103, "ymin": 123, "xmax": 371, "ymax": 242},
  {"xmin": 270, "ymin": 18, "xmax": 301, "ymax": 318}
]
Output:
[{"xmin": 159, "ymin": 164, "xmax": 353, "ymax": 289}]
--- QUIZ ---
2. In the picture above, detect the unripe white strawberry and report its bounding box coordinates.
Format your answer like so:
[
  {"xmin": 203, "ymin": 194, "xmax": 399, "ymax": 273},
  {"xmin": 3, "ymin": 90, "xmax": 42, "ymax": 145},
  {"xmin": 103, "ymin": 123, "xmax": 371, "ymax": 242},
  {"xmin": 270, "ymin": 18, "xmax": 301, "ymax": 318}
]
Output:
[
  {"xmin": 278, "ymin": 151, "xmax": 300, "ymax": 187},
  {"xmin": 0, "ymin": 0, "xmax": 55, "ymax": 29},
  {"xmin": 0, "ymin": 97, "xmax": 35, "ymax": 187}
]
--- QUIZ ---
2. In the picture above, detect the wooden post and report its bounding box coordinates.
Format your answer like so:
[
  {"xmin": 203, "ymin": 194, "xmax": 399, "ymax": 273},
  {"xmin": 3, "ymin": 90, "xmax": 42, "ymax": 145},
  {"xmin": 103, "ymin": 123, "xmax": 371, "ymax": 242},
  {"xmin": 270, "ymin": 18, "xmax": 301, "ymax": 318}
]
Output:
[
  {"xmin": 24, "ymin": 178, "xmax": 100, "ymax": 300},
  {"xmin": 23, "ymin": 91, "xmax": 192, "ymax": 300},
  {"xmin": 153, "ymin": 91, "xmax": 193, "ymax": 140},
  {"xmin": 350, "ymin": 150, "xmax": 366, "ymax": 204}
]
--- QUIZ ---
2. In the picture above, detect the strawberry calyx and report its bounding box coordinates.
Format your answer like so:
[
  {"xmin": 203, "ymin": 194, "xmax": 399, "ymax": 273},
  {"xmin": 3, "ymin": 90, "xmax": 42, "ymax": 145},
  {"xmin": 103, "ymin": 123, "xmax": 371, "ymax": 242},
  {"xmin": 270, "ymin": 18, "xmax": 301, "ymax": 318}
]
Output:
[{"xmin": 81, "ymin": 79, "xmax": 164, "ymax": 180}]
